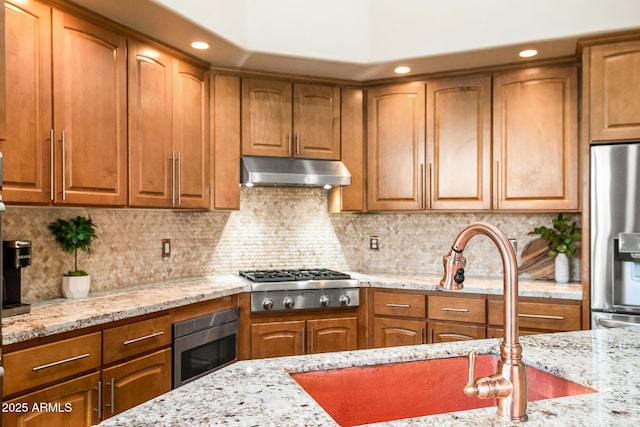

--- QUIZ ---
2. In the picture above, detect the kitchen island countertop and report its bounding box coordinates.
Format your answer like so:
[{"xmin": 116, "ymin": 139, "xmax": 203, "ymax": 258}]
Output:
[
  {"xmin": 2, "ymin": 273, "xmax": 581, "ymax": 346},
  {"xmin": 96, "ymin": 326, "xmax": 640, "ymax": 426}
]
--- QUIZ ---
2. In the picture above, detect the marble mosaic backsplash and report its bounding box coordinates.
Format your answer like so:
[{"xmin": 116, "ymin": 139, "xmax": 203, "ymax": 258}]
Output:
[{"xmin": 2, "ymin": 188, "xmax": 579, "ymax": 302}]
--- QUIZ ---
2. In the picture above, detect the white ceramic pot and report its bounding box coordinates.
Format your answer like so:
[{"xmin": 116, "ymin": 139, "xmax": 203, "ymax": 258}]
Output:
[
  {"xmin": 62, "ymin": 275, "xmax": 91, "ymax": 298},
  {"xmin": 554, "ymin": 253, "xmax": 570, "ymax": 283}
]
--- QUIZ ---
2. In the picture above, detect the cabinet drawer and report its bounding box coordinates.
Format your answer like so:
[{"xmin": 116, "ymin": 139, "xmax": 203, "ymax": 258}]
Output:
[
  {"xmin": 103, "ymin": 315, "xmax": 171, "ymax": 364},
  {"xmin": 488, "ymin": 300, "xmax": 581, "ymax": 332},
  {"xmin": 3, "ymin": 332, "xmax": 102, "ymax": 397},
  {"xmin": 373, "ymin": 291, "xmax": 426, "ymax": 318},
  {"xmin": 428, "ymin": 295, "xmax": 486, "ymax": 324}
]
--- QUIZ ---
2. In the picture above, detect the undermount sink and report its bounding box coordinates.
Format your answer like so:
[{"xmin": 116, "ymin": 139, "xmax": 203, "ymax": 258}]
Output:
[{"xmin": 291, "ymin": 354, "xmax": 595, "ymax": 427}]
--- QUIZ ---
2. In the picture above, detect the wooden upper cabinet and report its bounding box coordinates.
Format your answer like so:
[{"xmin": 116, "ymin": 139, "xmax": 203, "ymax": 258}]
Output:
[
  {"xmin": 52, "ymin": 10, "xmax": 127, "ymax": 206},
  {"xmin": 293, "ymin": 83, "xmax": 340, "ymax": 159},
  {"xmin": 2, "ymin": 0, "xmax": 53, "ymax": 204},
  {"xmin": 590, "ymin": 40, "xmax": 640, "ymax": 142},
  {"xmin": 241, "ymin": 78, "xmax": 341, "ymax": 159},
  {"xmin": 426, "ymin": 76, "xmax": 491, "ymax": 210},
  {"xmin": 128, "ymin": 42, "xmax": 174, "ymax": 208},
  {"xmin": 172, "ymin": 59, "xmax": 210, "ymax": 208},
  {"xmin": 493, "ymin": 65, "xmax": 579, "ymax": 210},
  {"xmin": 367, "ymin": 82, "xmax": 426, "ymax": 211},
  {"xmin": 129, "ymin": 41, "xmax": 209, "ymax": 209},
  {"xmin": 242, "ymin": 78, "xmax": 293, "ymax": 157},
  {"xmin": 328, "ymin": 87, "xmax": 365, "ymax": 212}
]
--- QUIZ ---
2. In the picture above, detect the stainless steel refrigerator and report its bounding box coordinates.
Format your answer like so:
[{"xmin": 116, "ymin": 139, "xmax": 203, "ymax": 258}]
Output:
[{"xmin": 591, "ymin": 142, "xmax": 640, "ymax": 328}]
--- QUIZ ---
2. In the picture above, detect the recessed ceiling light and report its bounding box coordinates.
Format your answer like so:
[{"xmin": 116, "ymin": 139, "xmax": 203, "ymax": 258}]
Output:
[
  {"xmin": 394, "ymin": 66, "xmax": 411, "ymax": 74},
  {"xmin": 191, "ymin": 41, "xmax": 210, "ymax": 50},
  {"xmin": 519, "ymin": 49, "xmax": 538, "ymax": 58}
]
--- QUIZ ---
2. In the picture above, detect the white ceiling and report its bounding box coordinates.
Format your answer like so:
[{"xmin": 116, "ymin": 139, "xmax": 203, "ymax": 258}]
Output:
[{"xmin": 70, "ymin": 0, "xmax": 640, "ymax": 81}]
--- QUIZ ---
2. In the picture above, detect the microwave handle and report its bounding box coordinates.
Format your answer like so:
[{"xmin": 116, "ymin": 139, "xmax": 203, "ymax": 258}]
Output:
[{"xmin": 598, "ymin": 318, "xmax": 640, "ymax": 328}]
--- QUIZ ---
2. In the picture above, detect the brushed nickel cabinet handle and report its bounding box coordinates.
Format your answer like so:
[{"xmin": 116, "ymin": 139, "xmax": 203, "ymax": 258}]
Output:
[
  {"xmin": 32, "ymin": 352, "xmax": 90, "ymax": 371},
  {"xmin": 420, "ymin": 328, "xmax": 424, "ymax": 344},
  {"xmin": 122, "ymin": 331, "xmax": 164, "ymax": 345},
  {"xmin": 386, "ymin": 303, "xmax": 411, "ymax": 308},
  {"xmin": 441, "ymin": 307, "xmax": 469, "ymax": 313},
  {"xmin": 310, "ymin": 327, "xmax": 314, "ymax": 352},
  {"xmin": 301, "ymin": 327, "xmax": 305, "ymax": 353},
  {"xmin": 429, "ymin": 328, "xmax": 434, "ymax": 344},
  {"xmin": 519, "ymin": 313, "xmax": 564, "ymax": 320},
  {"xmin": 296, "ymin": 133, "xmax": 300, "ymax": 155},
  {"xmin": 61, "ymin": 131, "xmax": 66, "ymax": 201},
  {"xmin": 50, "ymin": 129, "xmax": 55, "ymax": 201},
  {"xmin": 176, "ymin": 152, "xmax": 182, "ymax": 206},
  {"xmin": 171, "ymin": 151, "xmax": 176, "ymax": 205},
  {"xmin": 95, "ymin": 380, "xmax": 102, "ymax": 419},
  {"xmin": 108, "ymin": 377, "xmax": 115, "ymax": 414},
  {"xmin": 288, "ymin": 133, "xmax": 292, "ymax": 154}
]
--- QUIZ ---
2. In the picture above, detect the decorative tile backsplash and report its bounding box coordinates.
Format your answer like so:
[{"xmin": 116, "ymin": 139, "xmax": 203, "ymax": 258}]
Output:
[{"xmin": 2, "ymin": 188, "xmax": 579, "ymax": 302}]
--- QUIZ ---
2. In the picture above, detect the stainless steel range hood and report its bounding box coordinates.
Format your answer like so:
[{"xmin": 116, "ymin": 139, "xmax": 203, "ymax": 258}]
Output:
[{"xmin": 240, "ymin": 155, "xmax": 351, "ymax": 188}]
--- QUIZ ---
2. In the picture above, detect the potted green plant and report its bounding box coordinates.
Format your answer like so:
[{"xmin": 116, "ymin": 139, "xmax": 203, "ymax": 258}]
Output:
[
  {"xmin": 48, "ymin": 215, "xmax": 98, "ymax": 298},
  {"xmin": 529, "ymin": 213, "xmax": 581, "ymax": 283}
]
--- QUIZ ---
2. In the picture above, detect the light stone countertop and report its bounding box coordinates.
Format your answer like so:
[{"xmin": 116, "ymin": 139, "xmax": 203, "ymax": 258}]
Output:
[
  {"xmin": 2, "ymin": 275, "xmax": 250, "ymax": 346},
  {"xmin": 96, "ymin": 327, "xmax": 640, "ymax": 427},
  {"xmin": 2, "ymin": 273, "xmax": 581, "ymax": 346}
]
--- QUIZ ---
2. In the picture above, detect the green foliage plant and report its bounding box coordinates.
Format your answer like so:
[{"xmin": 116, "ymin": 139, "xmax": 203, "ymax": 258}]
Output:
[
  {"xmin": 48, "ymin": 216, "xmax": 98, "ymax": 276},
  {"xmin": 529, "ymin": 213, "xmax": 581, "ymax": 257}
]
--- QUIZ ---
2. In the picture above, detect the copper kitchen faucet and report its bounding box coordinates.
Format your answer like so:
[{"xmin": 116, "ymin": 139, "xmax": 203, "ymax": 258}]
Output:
[{"xmin": 440, "ymin": 222, "xmax": 528, "ymax": 422}]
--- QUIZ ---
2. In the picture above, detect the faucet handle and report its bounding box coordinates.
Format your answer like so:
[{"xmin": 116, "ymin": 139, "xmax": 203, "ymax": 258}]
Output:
[{"xmin": 464, "ymin": 350, "xmax": 478, "ymax": 396}]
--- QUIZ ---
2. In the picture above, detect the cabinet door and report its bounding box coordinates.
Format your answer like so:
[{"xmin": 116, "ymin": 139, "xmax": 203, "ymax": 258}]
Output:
[
  {"xmin": 2, "ymin": 0, "xmax": 53, "ymax": 204},
  {"xmin": 427, "ymin": 76, "xmax": 491, "ymax": 210},
  {"xmin": 52, "ymin": 11, "xmax": 127, "ymax": 206},
  {"xmin": 250, "ymin": 320, "xmax": 305, "ymax": 359},
  {"xmin": 367, "ymin": 82, "xmax": 426, "ymax": 211},
  {"xmin": 173, "ymin": 59, "xmax": 210, "ymax": 208},
  {"xmin": 307, "ymin": 317, "xmax": 357, "ymax": 354},
  {"xmin": 241, "ymin": 78, "xmax": 292, "ymax": 157},
  {"xmin": 590, "ymin": 40, "xmax": 640, "ymax": 141},
  {"xmin": 128, "ymin": 41, "xmax": 174, "ymax": 208},
  {"xmin": 373, "ymin": 317, "xmax": 426, "ymax": 348},
  {"xmin": 101, "ymin": 348, "xmax": 172, "ymax": 420},
  {"xmin": 328, "ymin": 87, "xmax": 364, "ymax": 212},
  {"xmin": 212, "ymin": 74, "xmax": 241, "ymax": 210},
  {"xmin": 0, "ymin": 1, "xmax": 4, "ymax": 142},
  {"xmin": 493, "ymin": 66, "xmax": 578, "ymax": 210},
  {"xmin": 2, "ymin": 372, "xmax": 100, "ymax": 427},
  {"xmin": 293, "ymin": 84, "xmax": 340, "ymax": 160},
  {"xmin": 428, "ymin": 321, "xmax": 486, "ymax": 343}
]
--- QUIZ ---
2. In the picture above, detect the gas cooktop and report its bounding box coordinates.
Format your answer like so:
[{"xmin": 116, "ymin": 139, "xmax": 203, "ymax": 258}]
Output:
[
  {"xmin": 240, "ymin": 268, "xmax": 360, "ymax": 312},
  {"xmin": 239, "ymin": 268, "xmax": 352, "ymax": 283}
]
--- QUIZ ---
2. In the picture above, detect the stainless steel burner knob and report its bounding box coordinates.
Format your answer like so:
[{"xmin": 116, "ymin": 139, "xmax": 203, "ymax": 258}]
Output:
[
  {"xmin": 339, "ymin": 295, "xmax": 351, "ymax": 306},
  {"xmin": 283, "ymin": 297, "xmax": 295, "ymax": 309},
  {"xmin": 262, "ymin": 298, "xmax": 274, "ymax": 310},
  {"xmin": 320, "ymin": 296, "xmax": 330, "ymax": 307}
]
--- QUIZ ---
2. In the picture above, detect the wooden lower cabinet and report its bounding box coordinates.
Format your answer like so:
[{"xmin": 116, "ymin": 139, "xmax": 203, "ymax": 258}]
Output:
[
  {"xmin": 100, "ymin": 348, "xmax": 172, "ymax": 419},
  {"xmin": 373, "ymin": 317, "xmax": 426, "ymax": 348},
  {"xmin": 3, "ymin": 372, "xmax": 100, "ymax": 427},
  {"xmin": 487, "ymin": 298, "xmax": 581, "ymax": 333},
  {"xmin": 250, "ymin": 316, "xmax": 357, "ymax": 359},
  {"xmin": 428, "ymin": 321, "xmax": 486, "ymax": 343}
]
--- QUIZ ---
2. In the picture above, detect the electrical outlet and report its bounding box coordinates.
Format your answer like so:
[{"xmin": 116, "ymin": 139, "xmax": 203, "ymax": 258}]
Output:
[
  {"xmin": 162, "ymin": 239, "xmax": 171, "ymax": 257},
  {"xmin": 369, "ymin": 235, "xmax": 380, "ymax": 251}
]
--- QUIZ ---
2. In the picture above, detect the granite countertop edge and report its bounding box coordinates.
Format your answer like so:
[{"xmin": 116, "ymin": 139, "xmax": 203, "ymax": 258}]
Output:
[
  {"xmin": 2, "ymin": 273, "xmax": 582, "ymax": 346},
  {"xmin": 96, "ymin": 327, "xmax": 640, "ymax": 426}
]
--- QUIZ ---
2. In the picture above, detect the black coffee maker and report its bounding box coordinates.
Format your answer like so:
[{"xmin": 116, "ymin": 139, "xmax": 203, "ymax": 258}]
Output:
[{"xmin": 2, "ymin": 240, "xmax": 32, "ymax": 317}]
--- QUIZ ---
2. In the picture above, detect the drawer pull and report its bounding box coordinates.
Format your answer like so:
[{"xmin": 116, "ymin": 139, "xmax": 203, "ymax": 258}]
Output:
[
  {"xmin": 386, "ymin": 303, "xmax": 411, "ymax": 308},
  {"xmin": 441, "ymin": 307, "xmax": 469, "ymax": 313},
  {"xmin": 123, "ymin": 331, "xmax": 165, "ymax": 346},
  {"xmin": 32, "ymin": 353, "xmax": 90, "ymax": 371},
  {"xmin": 519, "ymin": 313, "xmax": 564, "ymax": 320}
]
